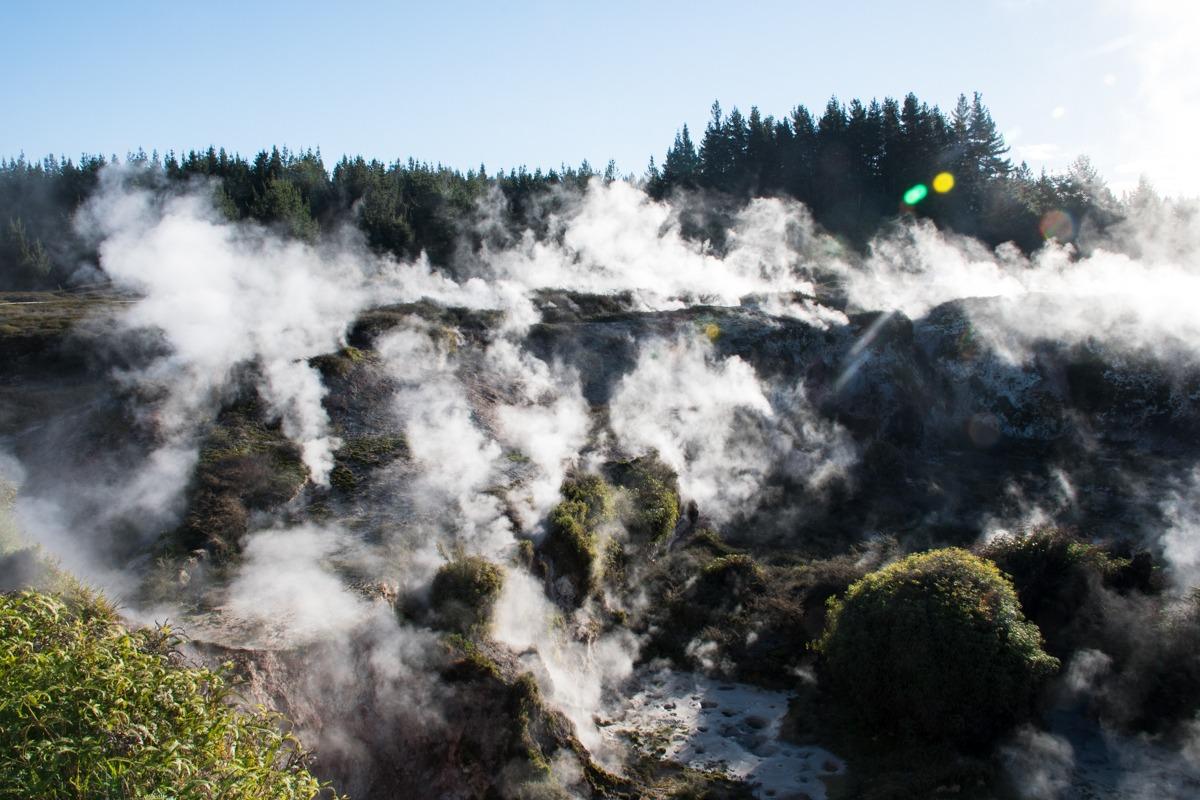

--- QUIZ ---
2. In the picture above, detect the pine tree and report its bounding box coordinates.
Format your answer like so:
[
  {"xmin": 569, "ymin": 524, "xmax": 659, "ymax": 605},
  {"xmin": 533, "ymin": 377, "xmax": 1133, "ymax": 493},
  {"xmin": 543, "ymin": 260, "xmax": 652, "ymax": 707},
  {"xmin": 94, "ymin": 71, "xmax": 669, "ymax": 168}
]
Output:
[
  {"xmin": 699, "ymin": 100, "xmax": 727, "ymax": 190},
  {"xmin": 785, "ymin": 105, "xmax": 817, "ymax": 201},
  {"xmin": 745, "ymin": 106, "xmax": 774, "ymax": 193},
  {"xmin": 967, "ymin": 93, "xmax": 1010, "ymax": 181},
  {"xmin": 659, "ymin": 124, "xmax": 700, "ymax": 194}
]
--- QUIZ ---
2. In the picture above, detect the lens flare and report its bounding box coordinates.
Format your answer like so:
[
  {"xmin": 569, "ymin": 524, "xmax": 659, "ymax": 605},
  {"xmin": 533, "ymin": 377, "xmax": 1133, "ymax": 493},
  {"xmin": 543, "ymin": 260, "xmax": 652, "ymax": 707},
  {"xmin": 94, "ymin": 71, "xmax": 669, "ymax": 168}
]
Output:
[
  {"xmin": 932, "ymin": 172, "xmax": 955, "ymax": 193},
  {"xmin": 703, "ymin": 322, "xmax": 721, "ymax": 342},
  {"xmin": 1039, "ymin": 209, "xmax": 1074, "ymax": 241},
  {"xmin": 903, "ymin": 184, "xmax": 928, "ymax": 205}
]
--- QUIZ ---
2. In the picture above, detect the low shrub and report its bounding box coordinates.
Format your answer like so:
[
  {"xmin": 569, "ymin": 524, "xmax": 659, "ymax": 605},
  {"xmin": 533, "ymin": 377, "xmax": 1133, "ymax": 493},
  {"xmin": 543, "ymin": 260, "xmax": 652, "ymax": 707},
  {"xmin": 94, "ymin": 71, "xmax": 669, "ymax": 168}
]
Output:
[
  {"xmin": 608, "ymin": 455, "xmax": 680, "ymax": 544},
  {"xmin": 539, "ymin": 474, "xmax": 615, "ymax": 603},
  {"xmin": 541, "ymin": 500, "xmax": 599, "ymax": 602},
  {"xmin": 981, "ymin": 527, "xmax": 1120, "ymax": 616},
  {"xmin": 430, "ymin": 555, "xmax": 506, "ymax": 634},
  {"xmin": 559, "ymin": 474, "xmax": 613, "ymax": 528},
  {"xmin": 694, "ymin": 554, "xmax": 765, "ymax": 609},
  {"xmin": 980, "ymin": 526, "xmax": 1133, "ymax": 656},
  {"xmin": 816, "ymin": 548, "xmax": 1059, "ymax": 749},
  {"xmin": 0, "ymin": 590, "xmax": 328, "ymax": 799}
]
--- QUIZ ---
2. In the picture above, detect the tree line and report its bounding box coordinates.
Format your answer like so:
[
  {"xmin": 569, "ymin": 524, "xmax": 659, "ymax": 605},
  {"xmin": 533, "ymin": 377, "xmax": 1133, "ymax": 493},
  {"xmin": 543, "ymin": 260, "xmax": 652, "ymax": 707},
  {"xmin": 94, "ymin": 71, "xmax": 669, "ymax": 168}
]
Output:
[
  {"xmin": 0, "ymin": 91, "xmax": 1124, "ymax": 290},
  {"xmin": 647, "ymin": 92, "xmax": 1118, "ymax": 249}
]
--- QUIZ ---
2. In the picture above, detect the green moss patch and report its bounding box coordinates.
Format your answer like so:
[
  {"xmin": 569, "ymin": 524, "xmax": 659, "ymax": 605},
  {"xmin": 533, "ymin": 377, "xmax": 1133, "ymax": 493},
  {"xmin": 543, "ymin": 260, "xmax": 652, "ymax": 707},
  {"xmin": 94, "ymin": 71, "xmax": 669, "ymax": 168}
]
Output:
[
  {"xmin": 539, "ymin": 474, "xmax": 616, "ymax": 605},
  {"xmin": 335, "ymin": 434, "xmax": 406, "ymax": 466},
  {"xmin": 177, "ymin": 403, "xmax": 307, "ymax": 559},
  {"xmin": 608, "ymin": 454, "xmax": 680, "ymax": 544},
  {"xmin": 309, "ymin": 345, "xmax": 368, "ymax": 378},
  {"xmin": 0, "ymin": 290, "xmax": 122, "ymax": 340}
]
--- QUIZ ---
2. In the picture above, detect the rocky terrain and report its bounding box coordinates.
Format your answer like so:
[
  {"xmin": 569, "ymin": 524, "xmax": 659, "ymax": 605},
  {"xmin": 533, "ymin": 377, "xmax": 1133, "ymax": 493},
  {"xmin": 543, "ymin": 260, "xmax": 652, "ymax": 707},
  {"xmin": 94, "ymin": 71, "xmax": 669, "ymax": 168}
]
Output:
[{"xmin": 2, "ymin": 179, "xmax": 1200, "ymax": 799}]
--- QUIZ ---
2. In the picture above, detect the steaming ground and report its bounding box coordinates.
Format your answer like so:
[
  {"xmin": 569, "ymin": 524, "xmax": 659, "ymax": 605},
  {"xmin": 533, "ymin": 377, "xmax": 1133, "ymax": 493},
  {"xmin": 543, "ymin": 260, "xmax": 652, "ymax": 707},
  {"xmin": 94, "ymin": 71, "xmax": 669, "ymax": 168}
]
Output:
[
  {"xmin": 3, "ymin": 171, "xmax": 1200, "ymax": 797},
  {"xmin": 600, "ymin": 669, "xmax": 846, "ymax": 799}
]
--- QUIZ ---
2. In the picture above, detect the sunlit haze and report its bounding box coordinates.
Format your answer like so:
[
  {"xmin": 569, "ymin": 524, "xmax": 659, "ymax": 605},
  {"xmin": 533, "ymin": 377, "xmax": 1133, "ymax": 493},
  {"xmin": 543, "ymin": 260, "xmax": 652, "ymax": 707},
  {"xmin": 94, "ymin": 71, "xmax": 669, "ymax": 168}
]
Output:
[{"xmin": 3, "ymin": 0, "xmax": 1197, "ymax": 194}]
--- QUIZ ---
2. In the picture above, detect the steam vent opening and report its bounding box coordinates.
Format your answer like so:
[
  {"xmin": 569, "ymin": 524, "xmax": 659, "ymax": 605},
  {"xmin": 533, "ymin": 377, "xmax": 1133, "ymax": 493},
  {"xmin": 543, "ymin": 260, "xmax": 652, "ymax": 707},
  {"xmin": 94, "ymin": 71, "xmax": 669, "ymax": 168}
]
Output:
[{"xmin": 3, "ymin": 5, "xmax": 1200, "ymax": 798}]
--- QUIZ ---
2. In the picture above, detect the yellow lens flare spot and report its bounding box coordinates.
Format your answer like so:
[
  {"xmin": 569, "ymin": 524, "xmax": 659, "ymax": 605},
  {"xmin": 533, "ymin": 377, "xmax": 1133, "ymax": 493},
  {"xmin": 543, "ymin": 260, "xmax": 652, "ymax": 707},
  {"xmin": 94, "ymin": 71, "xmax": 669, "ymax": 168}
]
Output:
[
  {"xmin": 703, "ymin": 322, "xmax": 721, "ymax": 342},
  {"xmin": 932, "ymin": 172, "xmax": 955, "ymax": 193}
]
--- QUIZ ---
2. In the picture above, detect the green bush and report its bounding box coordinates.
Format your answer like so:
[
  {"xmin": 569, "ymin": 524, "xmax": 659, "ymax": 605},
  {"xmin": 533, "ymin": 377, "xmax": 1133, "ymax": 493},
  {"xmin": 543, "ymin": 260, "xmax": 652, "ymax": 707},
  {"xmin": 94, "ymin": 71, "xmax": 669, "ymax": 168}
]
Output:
[
  {"xmin": 608, "ymin": 456, "xmax": 680, "ymax": 544},
  {"xmin": 0, "ymin": 591, "xmax": 328, "ymax": 799},
  {"xmin": 816, "ymin": 548, "xmax": 1059, "ymax": 749},
  {"xmin": 694, "ymin": 554, "xmax": 765, "ymax": 609},
  {"xmin": 980, "ymin": 527, "xmax": 1134, "ymax": 657},
  {"xmin": 541, "ymin": 500, "xmax": 599, "ymax": 602},
  {"xmin": 539, "ymin": 474, "xmax": 615, "ymax": 604},
  {"xmin": 430, "ymin": 555, "xmax": 506, "ymax": 634},
  {"xmin": 981, "ymin": 527, "xmax": 1120, "ymax": 616},
  {"xmin": 559, "ymin": 474, "xmax": 613, "ymax": 528}
]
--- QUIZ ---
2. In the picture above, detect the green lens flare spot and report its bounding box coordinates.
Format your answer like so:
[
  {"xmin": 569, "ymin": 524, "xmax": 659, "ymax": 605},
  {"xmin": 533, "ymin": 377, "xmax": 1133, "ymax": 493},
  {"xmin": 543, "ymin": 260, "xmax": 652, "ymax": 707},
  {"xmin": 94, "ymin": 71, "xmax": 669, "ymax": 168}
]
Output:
[{"xmin": 903, "ymin": 184, "xmax": 929, "ymax": 205}]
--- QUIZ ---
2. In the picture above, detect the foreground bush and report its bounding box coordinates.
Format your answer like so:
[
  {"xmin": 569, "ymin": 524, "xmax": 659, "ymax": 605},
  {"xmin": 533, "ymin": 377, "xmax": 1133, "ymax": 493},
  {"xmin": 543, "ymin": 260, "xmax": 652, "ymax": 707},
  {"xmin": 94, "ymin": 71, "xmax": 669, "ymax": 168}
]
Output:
[
  {"xmin": 816, "ymin": 548, "xmax": 1059, "ymax": 749},
  {"xmin": 0, "ymin": 591, "xmax": 327, "ymax": 799}
]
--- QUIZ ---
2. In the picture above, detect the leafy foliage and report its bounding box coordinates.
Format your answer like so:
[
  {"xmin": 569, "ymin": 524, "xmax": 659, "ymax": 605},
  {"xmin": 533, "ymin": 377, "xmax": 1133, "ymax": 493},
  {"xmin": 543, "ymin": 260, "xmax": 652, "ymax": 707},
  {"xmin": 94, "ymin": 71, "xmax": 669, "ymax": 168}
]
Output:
[
  {"xmin": 816, "ymin": 548, "xmax": 1059, "ymax": 749},
  {"xmin": 608, "ymin": 455, "xmax": 680, "ymax": 544},
  {"xmin": 537, "ymin": 473, "xmax": 616, "ymax": 605},
  {"xmin": 981, "ymin": 528, "xmax": 1119, "ymax": 635},
  {"xmin": 695, "ymin": 554, "xmax": 765, "ymax": 607},
  {"xmin": 430, "ymin": 555, "xmax": 505, "ymax": 634},
  {"xmin": 0, "ymin": 590, "xmax": 328, "ymax": 799},
  {"xmin": 981, "ymin": 530, "xmax": 1200, "ymax": 736},
  {"xmin": 542, "ymin": 500, "xmax": 600, "ymax": 603},
  {"xmin": 559, "ymin": 473, "xmax": 614, "ymax": 529}
]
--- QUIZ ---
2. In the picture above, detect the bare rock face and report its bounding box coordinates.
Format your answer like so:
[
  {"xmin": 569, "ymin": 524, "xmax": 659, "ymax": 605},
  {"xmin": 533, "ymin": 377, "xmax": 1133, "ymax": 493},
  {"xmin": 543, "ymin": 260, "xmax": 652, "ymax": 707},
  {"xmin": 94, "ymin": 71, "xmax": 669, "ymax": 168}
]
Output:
[
  {"xmin": 187, "ymin": 632, "xmax": 616, "ymax": 800},
  {"xmin": 7, "ymin": 286, "xmax": 1200, "ymax": 800}
]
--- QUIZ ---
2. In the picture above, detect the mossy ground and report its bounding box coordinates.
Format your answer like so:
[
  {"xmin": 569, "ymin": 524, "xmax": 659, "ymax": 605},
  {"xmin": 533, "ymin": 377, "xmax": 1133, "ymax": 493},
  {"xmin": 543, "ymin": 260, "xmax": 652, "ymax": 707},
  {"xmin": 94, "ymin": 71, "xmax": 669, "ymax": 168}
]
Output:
[
  {"xmin": 0, "ymin": 290, "xmax": 125, "ymax": 341},
  {"xmin": 309, "ymin": 345, "xmax": 368, "ymax": 378},
  {"xmin": 175, "ymin": 401, "xmax": 308, "ymax": 560},
  {"xmin": 606, "ymin": 455, "xmax": 680, "ymax": 544},
  {"xmin": 327, "ymin": 433, "xmax": 407, "ymax": 494},
  {"xmin": 539, "ymin": 474, "xmax": 615, "ymax": 604}
]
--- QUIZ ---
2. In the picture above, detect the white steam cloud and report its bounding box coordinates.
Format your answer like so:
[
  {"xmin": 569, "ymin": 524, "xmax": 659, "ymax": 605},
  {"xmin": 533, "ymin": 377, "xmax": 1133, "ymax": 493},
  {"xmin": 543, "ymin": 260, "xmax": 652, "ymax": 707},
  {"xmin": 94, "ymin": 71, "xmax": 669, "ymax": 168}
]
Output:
[
  {"xmin": 223, "ymin": 524, "xmax": 372, "ymax": 646},
  {"xmin": 844, "ymin": 218, "xmax": 1200, "ymax": 365},
  {"xmin": 484, "ymin": 181, "xmax": 847, "ymax": 327},
  {"xmin": 82, "ymin": 177, "xmax": 368, "ymax": 486},
  {"xmin": 1161, "ymin": 467, "xmax": 1200, "ymax": 592},
  {"xmin": 8, "ymin": 163, "xmax": 1200, "ymax": 798},
  {"xmin": 1002, "ymin": 727, "xmax": 1076, "ymax": 799},
  {"xmin": 492, "ymin": 568, "xmax": 636, "ymax": 760},
  {"xmin": 609, "ymin": 334, "xmax": 854, "ymax": 522}
]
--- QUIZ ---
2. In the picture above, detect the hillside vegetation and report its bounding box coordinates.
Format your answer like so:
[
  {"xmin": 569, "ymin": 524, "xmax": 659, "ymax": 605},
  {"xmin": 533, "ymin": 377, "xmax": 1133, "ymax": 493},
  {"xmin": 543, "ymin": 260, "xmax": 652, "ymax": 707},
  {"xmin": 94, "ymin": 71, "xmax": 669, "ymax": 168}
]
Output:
[{"xmin": 0, "ymin": 589, "xmax": 329, "ymax": 800}]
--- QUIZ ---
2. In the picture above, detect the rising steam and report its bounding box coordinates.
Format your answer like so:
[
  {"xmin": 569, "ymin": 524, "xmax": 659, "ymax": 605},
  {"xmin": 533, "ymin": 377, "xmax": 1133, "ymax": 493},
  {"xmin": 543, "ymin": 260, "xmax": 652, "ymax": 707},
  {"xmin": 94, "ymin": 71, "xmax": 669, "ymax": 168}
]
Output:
[{"xmin": 4, "ymin": 164, "xmax": 1200, "ymax": 798}]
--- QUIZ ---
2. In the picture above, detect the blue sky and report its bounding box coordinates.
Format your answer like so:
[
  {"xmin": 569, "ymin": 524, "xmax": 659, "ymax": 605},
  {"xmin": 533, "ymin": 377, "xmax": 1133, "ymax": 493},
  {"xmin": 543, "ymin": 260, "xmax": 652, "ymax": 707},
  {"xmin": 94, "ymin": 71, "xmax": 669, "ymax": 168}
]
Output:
[{"xmin": 2, "ymin": 1, "xmax": 1196, "ymax": 194}]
